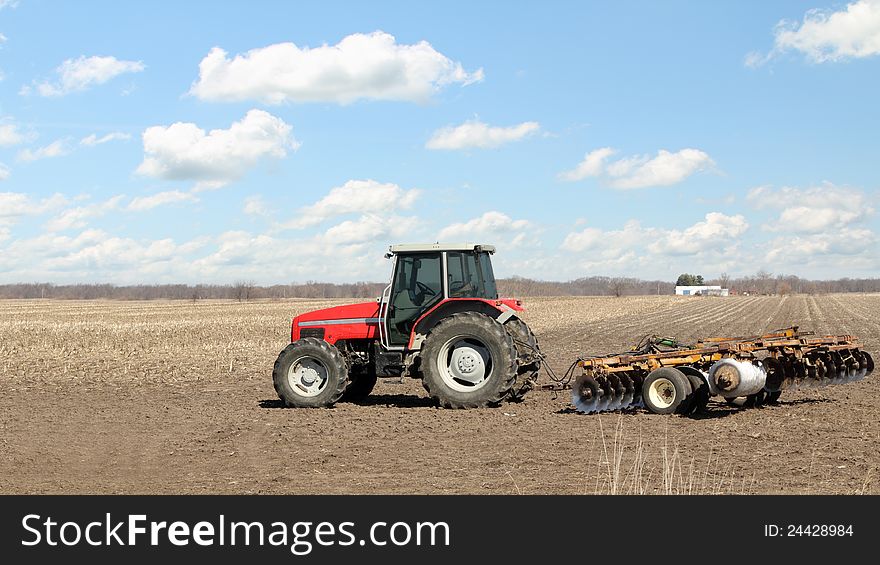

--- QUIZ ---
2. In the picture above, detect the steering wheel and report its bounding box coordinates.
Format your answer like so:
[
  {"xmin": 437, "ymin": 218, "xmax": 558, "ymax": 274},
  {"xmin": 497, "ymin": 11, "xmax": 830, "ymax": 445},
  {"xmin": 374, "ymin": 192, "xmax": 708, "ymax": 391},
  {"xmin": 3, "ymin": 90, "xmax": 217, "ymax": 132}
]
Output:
[{"xmin": 415, "ymin": 281, "xmax": 437, "ymax": 297}]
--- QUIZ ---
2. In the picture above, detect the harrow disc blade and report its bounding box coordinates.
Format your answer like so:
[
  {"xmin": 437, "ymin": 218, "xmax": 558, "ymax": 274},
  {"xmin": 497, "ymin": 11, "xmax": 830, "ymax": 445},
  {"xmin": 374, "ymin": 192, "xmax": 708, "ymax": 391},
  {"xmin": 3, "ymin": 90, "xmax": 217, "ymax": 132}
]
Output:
[
  {"xmin": 779, "ymin": 357, "xmax": 797, "ymax": 389},
  {"xmin": 630, "ymin": 373, "xmax": 644, "ymax": 407},
  {"xmin": 855, "ymin": 351, "xmax": 869, "ymax": 380},
  {"xmin": 793, "ymin": 359, "xmax": 808, "ymax": 386},
  {"xmin": 606, "ymin": 374, "xmax": 627, "ymax": 410},
  {"xmin": 864, "ymin": 351, "xmax": 875, "ymax": 375},
  {"xmin": 572, "ymin": 374, "xmax": 601, "ymax": 413},
  {"xmin": 814, "ymin": 357, "xmax": 829, "ymax": 383},
  {"xmin": 595, "ymin": 376, "xmax": 614, "ymax": 412},
  {"xmin": 829, "ymin": 351, "xmax": 846, "ymax": 381},
  {"xmin": 618, "ymin": 373, "xmax": 635, "ymax": 408},
  {"xmin": 821, "ymin": 352, "xmax": 837, "ymax": 386}
]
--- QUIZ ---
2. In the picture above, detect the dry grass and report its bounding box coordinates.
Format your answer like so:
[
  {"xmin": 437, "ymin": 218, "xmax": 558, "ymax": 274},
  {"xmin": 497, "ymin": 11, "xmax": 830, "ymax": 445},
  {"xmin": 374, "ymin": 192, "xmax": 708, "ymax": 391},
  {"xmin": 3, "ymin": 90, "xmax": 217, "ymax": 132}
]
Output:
[{"xmin": 589, "ymin": 415, "xmax": 756, "ymax": 495}]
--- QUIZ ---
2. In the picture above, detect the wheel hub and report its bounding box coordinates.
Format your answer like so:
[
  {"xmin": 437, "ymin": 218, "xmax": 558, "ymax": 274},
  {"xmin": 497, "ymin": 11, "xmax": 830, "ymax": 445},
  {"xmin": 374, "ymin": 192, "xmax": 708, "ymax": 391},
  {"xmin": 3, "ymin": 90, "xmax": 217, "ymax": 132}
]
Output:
[{"xmin": 287, "ymin": 357, "xmax": 329, "ymax": 397}]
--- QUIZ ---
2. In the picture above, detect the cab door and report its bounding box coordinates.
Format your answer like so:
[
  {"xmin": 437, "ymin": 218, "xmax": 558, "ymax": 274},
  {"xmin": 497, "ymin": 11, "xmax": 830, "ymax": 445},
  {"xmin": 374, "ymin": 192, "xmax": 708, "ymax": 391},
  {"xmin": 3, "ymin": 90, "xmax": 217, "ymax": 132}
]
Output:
[{"xmin": 386, "ymin": 253, "xmax": 443, "ymax": 346}]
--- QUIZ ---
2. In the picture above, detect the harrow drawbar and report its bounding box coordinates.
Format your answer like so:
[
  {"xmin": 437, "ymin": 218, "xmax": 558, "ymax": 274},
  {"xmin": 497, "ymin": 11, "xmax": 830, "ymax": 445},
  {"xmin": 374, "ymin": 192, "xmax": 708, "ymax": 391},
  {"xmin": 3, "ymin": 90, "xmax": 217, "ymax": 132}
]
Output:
[{"xmin": 564, "ymin": 327, "xmax": 873, "ymax": 415}]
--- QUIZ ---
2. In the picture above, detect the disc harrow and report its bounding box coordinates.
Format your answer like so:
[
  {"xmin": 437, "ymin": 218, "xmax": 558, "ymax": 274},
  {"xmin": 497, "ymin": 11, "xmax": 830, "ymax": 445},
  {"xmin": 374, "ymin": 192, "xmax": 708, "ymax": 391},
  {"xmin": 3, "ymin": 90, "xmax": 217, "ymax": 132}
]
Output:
[{"xmin": 568, "ymin": 327, "xmax": 873, "ymax": 415}]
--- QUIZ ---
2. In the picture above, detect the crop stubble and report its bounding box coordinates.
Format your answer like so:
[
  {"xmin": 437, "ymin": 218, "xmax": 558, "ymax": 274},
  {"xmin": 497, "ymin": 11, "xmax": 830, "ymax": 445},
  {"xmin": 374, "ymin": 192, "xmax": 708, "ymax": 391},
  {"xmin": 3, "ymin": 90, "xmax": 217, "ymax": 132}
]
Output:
[{"xmin": 0, "ymin": 294, "xmax": 878, "ymax": 494}]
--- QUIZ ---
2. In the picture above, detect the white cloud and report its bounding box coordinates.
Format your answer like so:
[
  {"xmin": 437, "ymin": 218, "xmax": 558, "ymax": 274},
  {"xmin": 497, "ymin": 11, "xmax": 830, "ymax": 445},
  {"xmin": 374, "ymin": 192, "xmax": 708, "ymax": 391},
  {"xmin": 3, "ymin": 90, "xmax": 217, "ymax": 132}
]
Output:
[
  {"xmin": 765, "ymin": 228, "xmax": 877, "ymax": 264},
  {"xmin": 426, "ymin": 120, "xmax": 540, "ymax": 150},
  {"xmin": 322, "ymin": 214, "xmax": 421, "ymax": 245},
  {"xmin": 559, "ymin": 148, "xmax": 714, "ymax": 188},
  {"xmin": 0, "ymin": 192, "xmax": 67, "ymax": 226},
  {"xmin": 136, "ymin": 109, "xmax": 297, "ymax": 187},
  {"xmin": 128, "ymin": 190, "xmax": 197, "ymax": 212},
  {"xmin": 749, "ymin": 0, "xmax": 880, "ymax": 66},
  {"xmin": 0, "ymin": 1, "xmax": 19, "ymax": 10},
  {"xmin": 188, "ymin": 31, "xmax": 483, "ymax": 105},
  {"xmin": 24, "ymin": 55, "xmax": 145, "ymax": 97},
  {"xmin": 562, "ymin": 220, "xmax": 658, "ymax": 254},
  {"xmin": 0, "ymin": 163, "xmax": 9, "ymax": 180},
  {"xmin": 45, "ymin": 195, "xmax": 124, "ymax": 231},
  {"xmin": 0, "ymin": 122, "xmax": 33, "ymax": 147},
  {"xmin": 647, "ymin": 213, "xmax": 749, "ymax": 256},
  {"xmin": 562, "ymin": 213, "xmax": 747, "ymax": 258},
  {"xmin": 80, "ymin": 132, "xmax": 131, "ymax": 146},
  {"xmin": 438, "ymin": 211, "xmax": 532, "ymax": 243},
  {"xmin": 557, "ymin": 147, "xmax": 616, "ymax": 181},
  {"xmin": 288, "ymin": 179, "xmax": 420, "ymax": 228},
  {"xmin": 243, "ymin": 195, "xmax": 270, "ymax": 217},
  {"xmin": 747, "ymin": 184, "xmax": 873, "ymax": 233},
  {"xmin": 17, "ymin": 139, "xmax": 71, "ymax": 162}
]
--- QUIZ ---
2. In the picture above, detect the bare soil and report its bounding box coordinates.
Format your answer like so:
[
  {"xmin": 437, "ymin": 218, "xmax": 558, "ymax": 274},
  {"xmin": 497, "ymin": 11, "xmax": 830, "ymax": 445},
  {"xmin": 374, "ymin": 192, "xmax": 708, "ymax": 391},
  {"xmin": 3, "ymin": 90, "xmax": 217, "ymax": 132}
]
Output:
[{"xmin": 1, "ymin": 294, "xmax": 877, "ymax": 494}]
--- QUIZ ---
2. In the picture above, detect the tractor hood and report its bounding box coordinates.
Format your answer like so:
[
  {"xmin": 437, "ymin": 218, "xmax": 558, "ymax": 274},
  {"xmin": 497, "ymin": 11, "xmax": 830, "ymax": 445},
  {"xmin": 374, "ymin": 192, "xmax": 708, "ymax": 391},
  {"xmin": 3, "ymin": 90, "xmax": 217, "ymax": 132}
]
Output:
[
  {"xmin": 294, "ymin": 301, "xmax": 380, "ymax": 325},
  {"xmin": 290, "ymin": 301, "xmax": 382, "ymax": 344},
  {"xmin": 294, "ymin": 301, "xmax": 379, "ymax": 323}
]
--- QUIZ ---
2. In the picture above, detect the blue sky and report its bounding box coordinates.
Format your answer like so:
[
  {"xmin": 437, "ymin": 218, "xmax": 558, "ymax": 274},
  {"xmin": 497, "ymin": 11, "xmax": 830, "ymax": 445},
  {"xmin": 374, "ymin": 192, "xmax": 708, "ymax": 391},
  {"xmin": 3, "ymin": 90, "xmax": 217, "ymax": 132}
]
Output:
[{"xmin": 0, "ymin": 0, "xmax": 878, "ymax": 284}]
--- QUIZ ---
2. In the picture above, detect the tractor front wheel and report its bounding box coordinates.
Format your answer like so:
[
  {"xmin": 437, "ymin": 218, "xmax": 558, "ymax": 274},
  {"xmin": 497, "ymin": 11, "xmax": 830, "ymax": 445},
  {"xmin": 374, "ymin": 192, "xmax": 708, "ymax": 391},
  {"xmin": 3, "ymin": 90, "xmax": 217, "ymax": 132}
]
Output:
[
  {"xmin": 421, "ymin": 312, "xmax": 518, "ymax": 408},
  {"xmin": 273, "ymin": 338, "xmax": 349, "ymax": 408}
]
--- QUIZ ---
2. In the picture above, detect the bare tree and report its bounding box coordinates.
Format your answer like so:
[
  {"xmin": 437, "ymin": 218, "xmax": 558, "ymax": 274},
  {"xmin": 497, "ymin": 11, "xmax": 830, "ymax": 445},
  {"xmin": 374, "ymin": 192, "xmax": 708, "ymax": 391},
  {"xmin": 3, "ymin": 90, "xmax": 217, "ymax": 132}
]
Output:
[
  {"xmin": 609, "ymin": 277, "xmax": 629, "ymax": 297},
  {"xmin": 233, "ymin": 280, "xmax": 255, "ymax": 302},
  {"xmin": 756, "ymin": 269, "xmax": 773, "ymax": 295}
]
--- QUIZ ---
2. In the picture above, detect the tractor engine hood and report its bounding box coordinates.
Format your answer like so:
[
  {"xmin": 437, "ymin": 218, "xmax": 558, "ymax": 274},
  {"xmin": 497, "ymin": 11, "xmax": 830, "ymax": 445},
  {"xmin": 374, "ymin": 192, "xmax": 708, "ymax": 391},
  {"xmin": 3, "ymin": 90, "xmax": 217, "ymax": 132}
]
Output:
[
  {"xmin": 294, "ymin": 301, "xmax": 380, "ymax": 326},
  {"xmin": 290, "ymin": 301, "xmax": 381, "ymax": 344}
]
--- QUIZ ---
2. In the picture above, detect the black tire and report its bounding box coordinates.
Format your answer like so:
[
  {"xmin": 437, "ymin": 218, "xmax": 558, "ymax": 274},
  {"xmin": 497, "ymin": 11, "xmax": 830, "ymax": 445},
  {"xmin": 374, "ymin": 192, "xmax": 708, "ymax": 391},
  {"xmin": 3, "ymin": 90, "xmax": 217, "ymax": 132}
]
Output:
[
  {"xmin": 766, "ymin": 390, "xmax": 782, "ymax": 404},
  {"xmin": 272, "ymin": 338, "xmax": 349, "ymax": 408},
  {"xmin": 504, "ymin": 317, "xmax": 541, "ymax": 400},
  {"xmin": 762, "ymin": 357, "xmax": 785, "ymax": 392},
  {"xmin": 744, "ymin": 390, "xmax": 767, "ymax": 407},
  {"xmin": 421, "ymin": 312, "xmax": 518, "ymax": 408},
  {"xmin": 341, "ymin": 364, "xmax": 377, "ymax": 403},
  {"xmin": 642, "ymin": 367, "xmax": 693, "ymax": 415},
  {"xmin": 682, "ymin": 372, "xmax": 710, "ymax": 414}
]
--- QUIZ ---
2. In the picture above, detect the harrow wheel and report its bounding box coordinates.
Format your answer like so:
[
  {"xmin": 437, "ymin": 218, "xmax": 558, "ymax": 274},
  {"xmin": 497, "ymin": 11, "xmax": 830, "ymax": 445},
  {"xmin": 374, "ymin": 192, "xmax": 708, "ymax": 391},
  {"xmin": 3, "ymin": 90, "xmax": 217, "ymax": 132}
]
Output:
[
  {"xmin": 684, "ymin": 373, "xmax": 710, "ymax": 414},
  {"xmin": 642, "ymin": 367, "xmax": 692, "ymax": 415},
  {"xmin": 744, "ymin": 390, "xmax": 767, "ymax": 407}
]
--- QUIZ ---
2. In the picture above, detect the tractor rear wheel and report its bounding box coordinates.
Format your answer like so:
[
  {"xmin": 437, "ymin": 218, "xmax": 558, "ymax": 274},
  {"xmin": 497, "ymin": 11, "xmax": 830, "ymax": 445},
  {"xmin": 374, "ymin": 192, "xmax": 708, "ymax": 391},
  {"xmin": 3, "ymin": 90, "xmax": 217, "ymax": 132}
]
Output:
[
  {"xmin": 272, "ymin": 338, "xmax": 349, "ymax": 408},
  {"xmin": 504, "ymin": 317, "xmax": 541, "ymax": 400},
  {"xmin": 642, "ymin": 367, "xmax": 692, "ymax": 415},
  {"xmin": 421, "ymin": 312, "xmax": 518, "ymax": 408}
]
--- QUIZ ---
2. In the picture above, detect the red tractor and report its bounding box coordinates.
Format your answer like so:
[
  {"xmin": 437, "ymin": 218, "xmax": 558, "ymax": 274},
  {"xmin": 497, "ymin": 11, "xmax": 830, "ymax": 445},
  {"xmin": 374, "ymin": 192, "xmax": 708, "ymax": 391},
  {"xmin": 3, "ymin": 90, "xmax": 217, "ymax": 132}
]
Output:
[{"xmin": 272, "ymin": 243, "xmax": 541, "ymax": 408}]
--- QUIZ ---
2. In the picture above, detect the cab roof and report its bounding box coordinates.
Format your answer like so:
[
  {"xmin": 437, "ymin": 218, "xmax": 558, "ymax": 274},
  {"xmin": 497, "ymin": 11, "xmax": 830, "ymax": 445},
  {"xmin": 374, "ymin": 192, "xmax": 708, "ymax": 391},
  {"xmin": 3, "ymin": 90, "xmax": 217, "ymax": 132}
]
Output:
[{"xmin": 387, "ymin": 243, "xmax": 496, "ymax": 255}]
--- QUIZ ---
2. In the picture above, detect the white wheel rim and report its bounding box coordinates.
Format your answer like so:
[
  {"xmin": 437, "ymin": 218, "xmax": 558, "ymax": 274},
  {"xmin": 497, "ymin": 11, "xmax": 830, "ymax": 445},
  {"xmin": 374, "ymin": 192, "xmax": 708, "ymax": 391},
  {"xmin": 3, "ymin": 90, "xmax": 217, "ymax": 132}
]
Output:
[
  {"xmin": 287, "ymin": 357, "xmax": 329, "ymax": 397},
  {"xmin": 437, "ymin": 336, "xmax": 492, "ymax": 392},
  {"xmin": 647, "ymin": 377, "xmax": 676, "ymax": 409}
]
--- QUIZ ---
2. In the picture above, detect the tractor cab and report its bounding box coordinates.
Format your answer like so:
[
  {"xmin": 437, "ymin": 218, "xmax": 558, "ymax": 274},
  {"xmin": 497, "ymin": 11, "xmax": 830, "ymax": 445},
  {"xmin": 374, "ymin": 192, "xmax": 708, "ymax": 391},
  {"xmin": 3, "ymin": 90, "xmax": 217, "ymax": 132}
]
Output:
[{"xmin": 381, "ymin": 243, "xmax": 498, "ymax": 347}]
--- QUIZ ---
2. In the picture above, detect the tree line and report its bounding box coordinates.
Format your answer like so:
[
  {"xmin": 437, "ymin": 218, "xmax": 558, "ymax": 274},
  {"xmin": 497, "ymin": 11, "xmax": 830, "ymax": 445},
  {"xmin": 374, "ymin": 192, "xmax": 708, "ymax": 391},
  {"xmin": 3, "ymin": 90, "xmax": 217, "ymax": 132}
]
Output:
[{"xmin": 2, "ymin": 272, "xmax": 876, "ymax": 300}]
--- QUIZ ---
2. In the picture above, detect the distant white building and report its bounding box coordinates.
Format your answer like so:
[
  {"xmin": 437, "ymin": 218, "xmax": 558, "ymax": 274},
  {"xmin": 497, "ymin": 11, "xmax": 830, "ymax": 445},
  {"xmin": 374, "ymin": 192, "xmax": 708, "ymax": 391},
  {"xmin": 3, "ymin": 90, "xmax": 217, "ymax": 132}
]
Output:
[{"xmin": 675, "ymin": 285, "xmax": 729, "ymax": 297}]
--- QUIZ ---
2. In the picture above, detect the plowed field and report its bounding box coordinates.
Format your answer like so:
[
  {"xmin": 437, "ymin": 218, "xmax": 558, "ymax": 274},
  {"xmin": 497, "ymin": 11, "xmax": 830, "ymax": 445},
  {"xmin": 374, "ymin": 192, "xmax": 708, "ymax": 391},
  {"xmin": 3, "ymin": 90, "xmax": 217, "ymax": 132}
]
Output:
[{"xmin": 1, "ymin": 294, "xmax": 877, "ymax": 494}]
